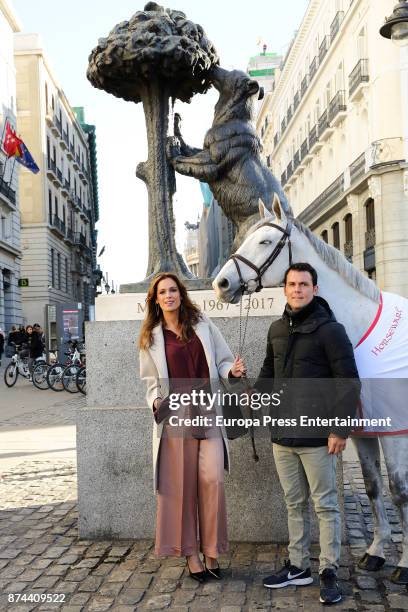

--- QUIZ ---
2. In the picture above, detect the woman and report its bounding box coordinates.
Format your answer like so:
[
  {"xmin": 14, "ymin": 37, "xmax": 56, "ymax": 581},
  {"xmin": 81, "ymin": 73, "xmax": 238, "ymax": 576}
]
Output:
[{"xmin": 139, "ymin": 273, "xmax": 246, "ymax": 582}]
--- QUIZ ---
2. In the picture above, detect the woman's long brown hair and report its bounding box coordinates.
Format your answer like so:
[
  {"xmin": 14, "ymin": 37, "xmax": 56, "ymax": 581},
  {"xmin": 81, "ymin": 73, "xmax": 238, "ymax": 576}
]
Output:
[{"xmin": 138, "ymin": 273, "xmax": 202, "ymax": 350}]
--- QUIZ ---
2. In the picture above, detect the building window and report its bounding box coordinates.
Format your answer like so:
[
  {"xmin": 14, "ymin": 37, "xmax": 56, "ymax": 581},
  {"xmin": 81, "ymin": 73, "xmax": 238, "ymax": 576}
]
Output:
[
  {"xmin": 332, "ymin": 222, "xmax": 340, "ymax": 249},
  {"xmin": 54, "ymin": 196, "xmax": 58, "ymax": 217},
  {"xmin": 48, "ymin": 190, "xmax": 52, "ymax": 224},
  {"xmin": 321, "ymin": 230, "xmax": 328, "ymax": 243},
  {"xmin": 45, "ymin": 83, "xmax": 49, "ymax": 113},
  {"xmin": 344, "ymin": 214, "xmax": 353, "ymax": 243},
  {"xmin": 50, "ymin": 248, "xmax": 55, "ymax": 287},
  {"xmin": 57, "ymin": 253, "xmax": 61, "ymax": 290},
  {"xmin": 365, "ymin": 198, "xmax": 375, "ymax": 231},
  {"xmin": 65, "ymin": 257, "xmax": 69, "ymax": 293}
]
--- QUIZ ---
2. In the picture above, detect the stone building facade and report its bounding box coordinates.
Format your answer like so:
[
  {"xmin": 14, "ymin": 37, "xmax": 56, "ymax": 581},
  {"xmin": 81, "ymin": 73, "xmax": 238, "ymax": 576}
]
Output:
[
  {"xmin": 257, "ymin": 0, "xmax": 408, "ymax": 296},
  {"xmin": 0, "ymin": 0, "xmax": 22, "ymax": 332},
  {"xmin": 14, "ymin": 33, "xmax": 99, "ymax": 328}
]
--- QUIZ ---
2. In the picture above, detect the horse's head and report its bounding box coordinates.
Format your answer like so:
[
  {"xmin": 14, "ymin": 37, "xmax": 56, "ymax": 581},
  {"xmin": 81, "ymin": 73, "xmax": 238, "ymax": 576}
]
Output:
[{"xmin": 213, "ymin": 195, "xmax": 292, "ymax": 302}]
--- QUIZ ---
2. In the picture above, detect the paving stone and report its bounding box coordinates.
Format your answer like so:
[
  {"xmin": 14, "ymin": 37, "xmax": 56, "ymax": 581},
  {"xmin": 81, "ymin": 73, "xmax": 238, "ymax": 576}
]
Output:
[
  {"xmin": 387, "ymin": 593, "xmax": 408, "ymax": 609},
  {"xmin": 161, "ymin": 566, "xmax": 184, "ymax": 580},
  {"xmin": 54, "ymin": 580, "xmax": 80, "ymax": 594},
  {"xmin": 219, "ymin": 607, "xmax": 243, "ymax": 612},
  {"xmin": 225, "ymin": 580, "xmax": 247, "ymax": 592},
  {"xmin": 106, "ymin": 568, "xmax": 133, "ymax": 582},
  {"xmin": 31, "ymin": 558, "xmax": 54, "ymax": 569},
  {"xmin": 98, "ymin": 582, "xmax": 125, "ymax": 597},
  {"xmin": 221, "ymin": 591, "xmax": 246, "ymax": 605},
  {"xmin": 45, "ymin": 565, "xmax": 68, "ymax": 577},
  {"xmin": 355, "ymin": 575, "xmax": 377, "ymax": 589},
  {"xmin": 17, "ymin": 569, "xmax": 44, "ymax": 582},
  {"xmin": 173, "ymin": 589, "xmax": 196, "ymax": 604},
  {"xmin": 117, "ymin": 589, "xmax": 146, "ymax": 605},
  {"xmin": 68, "ymin": 592, "xmax": 92, "ymax": 606},
  {"xmin": 65, "ymin": 569, "xmax": 91, "ymax": 582},
  {"xmin": 142, "ymin": 593, "xmax": 172, "ymax": 609},
  {"xmin": 31, "ymin": 575, "xmax": 59, "ymax": 588},
  {"xmin": 128, "ymin": 573, "xmax": 153, "ymax": 589},
  {"xmin": 87, "ymin": 596, "xmax": 115, "ymax": 611},
  {"xmin": 77, "ymin": 575, "xmax": 103, "ymax": 592},
  {"xmin": 92, "ymin": 563, "xmax": 115, "ymax": 577}
]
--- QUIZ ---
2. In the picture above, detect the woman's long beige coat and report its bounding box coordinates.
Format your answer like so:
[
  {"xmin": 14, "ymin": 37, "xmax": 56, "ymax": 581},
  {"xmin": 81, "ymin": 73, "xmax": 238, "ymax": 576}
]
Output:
[{"xmin": 139, "ymin": 314, "xmax": 235, "ymax": 491}]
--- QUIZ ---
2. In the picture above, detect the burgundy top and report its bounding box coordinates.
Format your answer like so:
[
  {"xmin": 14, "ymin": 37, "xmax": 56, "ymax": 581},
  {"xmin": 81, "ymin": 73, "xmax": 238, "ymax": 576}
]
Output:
[{"xmin": 163, "ymin": 328, "xmax": 210, "ymax": 380}]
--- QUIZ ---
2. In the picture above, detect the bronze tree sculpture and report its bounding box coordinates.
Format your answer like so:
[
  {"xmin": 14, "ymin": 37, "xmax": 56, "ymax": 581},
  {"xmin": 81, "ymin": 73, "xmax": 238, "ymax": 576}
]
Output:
[{"xmin": 87, "ymin": 2, "xmax": 219, "ymax": 280}]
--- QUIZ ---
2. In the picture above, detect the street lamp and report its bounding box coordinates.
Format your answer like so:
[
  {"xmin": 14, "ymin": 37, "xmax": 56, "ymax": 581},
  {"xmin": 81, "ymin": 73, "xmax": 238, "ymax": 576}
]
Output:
[{"xmin": 380, "ymin": 1, "xmax": 408, "ymax": 46}]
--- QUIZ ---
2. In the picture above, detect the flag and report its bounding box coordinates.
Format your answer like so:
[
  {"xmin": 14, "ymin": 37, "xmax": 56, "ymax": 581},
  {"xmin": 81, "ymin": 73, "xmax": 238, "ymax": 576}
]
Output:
[
  {"xmin": 2, "ymin": 121, "xmax": 22, "ymax": 157},
  {"xmin": 15, "ymin": 142, "xmax": 40, "ymax": 174},
  {"xmin": 98, "ymin": 246, "xmax": 106, "ymax": 257}
]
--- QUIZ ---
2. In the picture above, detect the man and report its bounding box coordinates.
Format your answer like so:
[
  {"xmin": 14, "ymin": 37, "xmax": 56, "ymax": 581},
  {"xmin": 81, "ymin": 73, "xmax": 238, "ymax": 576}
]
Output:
[{"xmin": 255, "ymin": 262, "xmax": 360, "ymax": 605}]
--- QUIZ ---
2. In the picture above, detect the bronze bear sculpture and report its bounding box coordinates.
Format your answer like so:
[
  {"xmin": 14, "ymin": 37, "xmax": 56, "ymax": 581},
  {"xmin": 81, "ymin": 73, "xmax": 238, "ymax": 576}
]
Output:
[{"xmin": 167, "ymin": 66, "xmax": 293, "ymax": 245}]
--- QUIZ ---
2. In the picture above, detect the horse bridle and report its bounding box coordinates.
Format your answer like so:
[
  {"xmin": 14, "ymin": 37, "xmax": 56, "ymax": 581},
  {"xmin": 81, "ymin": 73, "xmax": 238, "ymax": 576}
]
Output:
[{"xmin": 228, "ymin": 219, "xmax": 293, "ymax": 294}]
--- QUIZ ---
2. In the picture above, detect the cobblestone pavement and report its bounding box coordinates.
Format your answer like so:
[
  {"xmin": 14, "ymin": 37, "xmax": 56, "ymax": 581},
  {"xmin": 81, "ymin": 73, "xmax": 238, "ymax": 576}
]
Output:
[{"xmin": 1, "ymin": 456, "xmax": 408, "ymax": 611}]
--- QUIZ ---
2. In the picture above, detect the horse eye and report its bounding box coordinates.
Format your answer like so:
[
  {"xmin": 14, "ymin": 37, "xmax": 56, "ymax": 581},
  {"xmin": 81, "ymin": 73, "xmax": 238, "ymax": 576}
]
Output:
[{"xmin": 260, "ymin": 240, "xmax": 272, "ymax": 245}]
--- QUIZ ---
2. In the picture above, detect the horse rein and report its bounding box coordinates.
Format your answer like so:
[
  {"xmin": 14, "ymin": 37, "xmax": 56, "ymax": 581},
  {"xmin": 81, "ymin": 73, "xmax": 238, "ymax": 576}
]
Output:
[
  {"xmin": 228, "ymin": 219, "xmax": 293, "ymax": 294},
  {"xmin": 226, "ymin": 219, "xmax": 293, "ymax": 463}
]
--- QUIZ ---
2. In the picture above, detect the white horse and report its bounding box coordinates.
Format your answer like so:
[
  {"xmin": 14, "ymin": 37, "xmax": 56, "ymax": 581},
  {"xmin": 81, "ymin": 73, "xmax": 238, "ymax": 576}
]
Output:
[{"xmin": 213, "ymin": 194, "xmax": 408, "ymax": 584}]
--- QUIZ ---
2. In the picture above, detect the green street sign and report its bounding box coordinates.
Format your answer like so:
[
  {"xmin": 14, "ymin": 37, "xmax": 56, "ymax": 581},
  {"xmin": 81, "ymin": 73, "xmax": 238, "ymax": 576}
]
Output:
[{"xmin": 18, "ymin": 278, "xmax": 29, "ymax": 287}]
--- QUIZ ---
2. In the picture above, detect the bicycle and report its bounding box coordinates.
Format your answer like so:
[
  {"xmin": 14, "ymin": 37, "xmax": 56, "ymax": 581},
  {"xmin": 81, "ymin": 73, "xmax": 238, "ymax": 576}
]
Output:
[
  {"xmin": 47, "ymin": 341, "xmax": 83, "ymax": 392},
  {"xmin": 76, "ymin": 365, "xmax": 86, "ymax": 395},
  {"xmin": 32, "ymin": 352, "xmax": 58, "ymax": 390},
  {"xmin": 62, "ymin": 348, "xmax": 85, "ymax": 394},
  {"xmin": 4, "ymin": 345, "xmax": 45, "ymax": 388}
]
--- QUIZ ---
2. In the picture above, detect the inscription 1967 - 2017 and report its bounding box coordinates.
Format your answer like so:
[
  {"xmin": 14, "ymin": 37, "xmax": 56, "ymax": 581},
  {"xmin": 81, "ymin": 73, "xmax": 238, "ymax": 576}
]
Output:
[{"xmin": 95, "ymin": 289, "xmax": 285, "ymax": 321}]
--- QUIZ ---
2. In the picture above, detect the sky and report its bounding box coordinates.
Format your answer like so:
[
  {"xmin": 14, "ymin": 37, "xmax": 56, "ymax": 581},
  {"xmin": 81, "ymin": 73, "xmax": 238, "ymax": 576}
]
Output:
[{"xmin": 12, "ymin": 0, "xmax": 309, "ymax": 288}]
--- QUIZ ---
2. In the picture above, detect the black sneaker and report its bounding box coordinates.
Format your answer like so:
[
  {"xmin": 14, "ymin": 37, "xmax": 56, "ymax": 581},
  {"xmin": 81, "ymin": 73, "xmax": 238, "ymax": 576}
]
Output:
[
  {"xmin": 319, "ymin": 569, "xmax": 342, "ymax": 604},
  {"xmin": 264, "ymin": 560, "xmax": 313, "ymax": 589}
]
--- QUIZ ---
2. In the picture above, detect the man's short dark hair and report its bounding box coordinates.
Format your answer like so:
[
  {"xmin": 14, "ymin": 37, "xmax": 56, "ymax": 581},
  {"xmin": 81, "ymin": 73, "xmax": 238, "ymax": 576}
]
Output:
[{"xmin": 284, "ymin": 263, "xmax": 318, "ymax": 286}]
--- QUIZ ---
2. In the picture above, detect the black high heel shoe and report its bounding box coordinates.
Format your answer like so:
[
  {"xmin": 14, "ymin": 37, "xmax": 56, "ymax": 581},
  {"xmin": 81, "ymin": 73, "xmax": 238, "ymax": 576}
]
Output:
[
  {"xmin": 204, "ymin": 556, "xmax": 222, "ymax": 579},
  {"xmin": 186, "ymin": 560, "xmax": 206, "ymax": 583}
]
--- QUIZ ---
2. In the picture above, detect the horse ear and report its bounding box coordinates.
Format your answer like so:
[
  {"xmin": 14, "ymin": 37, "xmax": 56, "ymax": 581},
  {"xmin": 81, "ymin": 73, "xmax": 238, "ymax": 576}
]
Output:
[
  {"xmin": 258, "ymin": 198, "xmax": 272, "ymax": 219},
  {"xmin": 272, "ymin": 193, "xmax": 286, "ymax": 222}
]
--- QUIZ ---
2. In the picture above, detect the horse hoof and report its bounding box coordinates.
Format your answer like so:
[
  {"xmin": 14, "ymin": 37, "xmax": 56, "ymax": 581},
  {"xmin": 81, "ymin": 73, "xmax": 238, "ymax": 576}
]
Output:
[
  {"xmin": 358, "ymin": 553, "xmax": 386, "ymax": 571},
  {"xmin": 390, "ymin": 566, "xmax": 408, "ymax": 584}
]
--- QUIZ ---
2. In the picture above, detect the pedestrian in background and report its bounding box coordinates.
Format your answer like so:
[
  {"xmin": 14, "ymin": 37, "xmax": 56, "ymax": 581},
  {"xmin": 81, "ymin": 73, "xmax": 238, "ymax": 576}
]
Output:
[{"xmin": 0, "ymin": 327, "xmax": 5, "ymax": 366}]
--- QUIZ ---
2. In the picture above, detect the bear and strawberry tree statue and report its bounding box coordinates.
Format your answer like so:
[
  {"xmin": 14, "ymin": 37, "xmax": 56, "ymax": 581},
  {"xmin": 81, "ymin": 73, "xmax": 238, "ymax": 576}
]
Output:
[{"xmin": 87, "ymin": 2, "xmax": 219, "ymax": 281}]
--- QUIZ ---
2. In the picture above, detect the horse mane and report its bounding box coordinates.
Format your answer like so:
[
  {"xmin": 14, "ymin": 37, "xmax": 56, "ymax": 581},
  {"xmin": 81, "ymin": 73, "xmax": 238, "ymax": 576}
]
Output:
[
  {"xmin": 294, "ymin": 218, "xmax": 381, "ymax": 302},
  {"xmin": 246, "ymin": 216, "xmax": 381, "ymax": 303}
]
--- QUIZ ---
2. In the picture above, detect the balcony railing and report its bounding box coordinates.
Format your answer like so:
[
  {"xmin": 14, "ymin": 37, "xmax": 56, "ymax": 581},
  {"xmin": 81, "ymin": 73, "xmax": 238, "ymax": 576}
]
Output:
[
  {"xmin": 309, "ymin": 125, "xmax": 318, "ymax": 148},
  {"xmin": 309, "ymin": 57, "xmax": 318, "ymax": 80},
  {"xmin": 349, "ymin": 59, "xmax": 369, "ymax": 96},
  {"xmin": 293, "ymin": 150, "xmax": 300, "ymax": 170},
  {"xmin": 281, "ymin": 170, "xmax": 287, "ymax": 186},
  {"xmin": 51, "ymin": 215, "xmax": 65, "ymax": 236},
  {"xmin": 328, "ymin": 90, "xmax": 346, "ymax": 123},
  {"xmin": 349, "ymin": 152, "xmax": 366, "ymax": 184},
  {"xmin": 286, "ymin": 105, "xmax": 293, "ymax": 124},
  {"xmin": 0, "ymin": 177, "xmax": 16, "ymax": 205},
  {"xmin": 365, "ymin": 228, "xmax": 376, "ymax": 249},
  {"xmin": 301, "ymin": 74, "xmax": 308, "ymax": 97},
  {"xmin": 319, "ymin": 36, "xmax": 330, "ymax": 64},
  {"xmin": 308, "ymin": 173, "xmax": 345, "ymax": 213},
  {"xmin": 286, "ymin": 161, "xmax": 293, "ymax": 180},
  {"xmin": 330, "ymin": 11, "xmax": 344, "ymax": 41},
  {"xmin": 318, "ymin": 110, "xmax": 329, "ymax": 137},
  {"xmin": 301, "ymin": 138, "xmax": 309, "ymax": 160},
  {"xmin": 281, "ymin": 117, "xmax": 287, "ymax": 134},
  {"xmin": 344, "ymin": 240, "xmax": 353, "ymax": 260},
  {"xmin": 293, "ymin": 91, "xmax": 300, "ymax": 111},
  {"xmin": 65, "ymin": 227, "xmax": 74, "ymax": 243}
]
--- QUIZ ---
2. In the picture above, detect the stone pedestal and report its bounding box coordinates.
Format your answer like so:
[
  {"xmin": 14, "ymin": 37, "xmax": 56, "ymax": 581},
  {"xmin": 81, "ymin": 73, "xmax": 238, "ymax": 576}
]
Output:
[{"xmin": 78, "ymin": 292, "xmax": 345, "ymax": 542}]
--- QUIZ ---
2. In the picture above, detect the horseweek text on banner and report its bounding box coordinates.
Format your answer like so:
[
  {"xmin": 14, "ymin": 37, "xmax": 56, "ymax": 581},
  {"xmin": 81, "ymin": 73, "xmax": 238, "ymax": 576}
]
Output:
[{"xmin": 153, "ymin": 377, "xmax": 405, "ymax": 438}]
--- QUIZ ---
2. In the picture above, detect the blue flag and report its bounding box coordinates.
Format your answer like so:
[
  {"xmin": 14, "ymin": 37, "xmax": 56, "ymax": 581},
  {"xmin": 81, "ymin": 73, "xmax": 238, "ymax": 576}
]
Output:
[{"xmin": 15, "ymin": 142, "xmax": 40, "ymax": 174}]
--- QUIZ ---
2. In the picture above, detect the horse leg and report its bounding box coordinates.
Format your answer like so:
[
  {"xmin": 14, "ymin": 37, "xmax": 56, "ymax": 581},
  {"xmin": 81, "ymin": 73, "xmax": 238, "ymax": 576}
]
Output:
[
  {"xmin": 353, "ymin": 437, "xmax": 390, "ymax": 570},
  {"xmin": 380, "ymin": 435, "xmax": 408, "ymax": 584}
]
